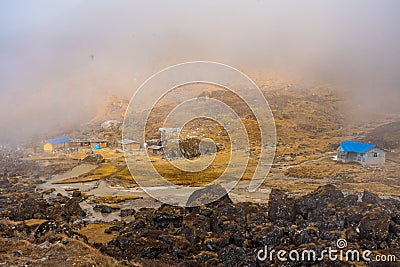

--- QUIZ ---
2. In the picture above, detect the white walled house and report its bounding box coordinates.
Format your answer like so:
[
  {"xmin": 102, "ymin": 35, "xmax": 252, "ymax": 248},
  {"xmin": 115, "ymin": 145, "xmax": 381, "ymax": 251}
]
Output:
[{"xmin": 337, "ymin": 140, "xmax": 385, "ymax": 165}]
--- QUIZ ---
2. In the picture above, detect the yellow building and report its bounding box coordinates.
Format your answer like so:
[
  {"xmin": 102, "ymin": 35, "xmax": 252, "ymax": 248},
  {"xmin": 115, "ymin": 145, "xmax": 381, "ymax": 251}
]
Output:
[{"xmin": 43, "ymin": 137, "xmax": 70, "ymax": 152}]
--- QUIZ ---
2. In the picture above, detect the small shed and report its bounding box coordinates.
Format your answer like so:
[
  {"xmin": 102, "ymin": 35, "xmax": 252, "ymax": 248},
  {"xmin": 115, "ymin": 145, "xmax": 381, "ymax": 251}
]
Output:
[
  {"xmin": 337, "ymin": 140, "xmax": 385, "ymax": 165},
  {"xmin": 44, "ymin": 137, "xmax": 70, "ymax": 152},
  {"xmin": 147, "ymin": 145, "xmax": 163, "ymax": 155},
  {"xmin": 121, "ymin": 139, "xmax": 141, "ymax": 151}
]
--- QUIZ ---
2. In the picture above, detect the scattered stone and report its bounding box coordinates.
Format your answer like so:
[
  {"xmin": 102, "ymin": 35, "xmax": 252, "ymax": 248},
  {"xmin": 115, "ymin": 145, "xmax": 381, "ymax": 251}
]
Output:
[
  {"xmin": 120, "ymin": 209, "xmax": 136, "ymax": 217},
  {"xmin": 82, "ymin": 154, "xmax": 104, "ymax": 164},
  {"xmin": 61, "ymin": 197, "xmax": 86, "ymax": 220},
  {"xmin": 152, "ymin": 212, "xmax": 183, "ymax": 229},
  {"xmin": 12, "ymin": 250, "xmax": 22, "ymax": 256},
  {"xmin": 195, "ymin": 252, "xmax": 216, "ymax": 263},
  {"xmin": 71, "ymin": 191, "xmax": 82, "ymax": 198},
  {"xmin": 108, "ymin": 225, "xmax": 121, "ymax": 232},
  {"xmin": 362, "ymin": 190, "xmax": 382, "ymax": 204},
  {"xmin": 3, "ymin": 167, "xmax": 400, "ymax": 267},
  {"xmin": 295, "ymin": 184, "xmax": 344, "ymax": 220},
  {"xmin": 93, "ymin": 205, "xmax": 113, "ymax": 213},
  {"xmin": 10, "ymin": 197, "xmax": 48, "ymax": 221},
  {"xmin": 97, "ymin": 184, "xmax": 400, "ymax": 265},
  {"xmin": 218, "ymin": 245, "xmax": 246, "ymax": 267},
  {"xmin": 358, "ymin": 208, "xmax": 391, "ymax": 242},
  {"xmin": 186, "ymin": 184, "xmax": 232, "ymax": 207},
  {"xmin": 141, "ymin": 246, "xmax": 162, "ymax": 259},
  {"xmin": 268, "ymin": 189, "xmax": 295, "ymax": 222},
  {"xmin": 199, "ymin": 208, "xmax": 213, "ymax": 217}
]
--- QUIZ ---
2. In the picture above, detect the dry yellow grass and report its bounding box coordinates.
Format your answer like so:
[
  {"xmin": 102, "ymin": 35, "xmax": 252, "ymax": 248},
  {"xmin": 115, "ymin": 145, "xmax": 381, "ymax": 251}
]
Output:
[
  {"xmin": 78, "ymin": 223, "xmax": 119, "ymax": 244},
  {"xmin": 263, "ymin": 180, "xmax": 322, "ymax": 194},
  {"xmin": 151, "ymin": 153, "xmax": 229, "ymax": 186},
  {"xmin": 53, "ymin": 165, "xmax": 119, "ymax": 184},
  {"xmin": 88, "ymin": 195, "xmax": 142, "ymax": 204},
  {"xmin": 112, "ymin": 166, "xmax": 135, "ymax": 180},
  {"xmin": 341, "ymin": 182, "xmax": 400, "ymax": 196},
  {"xmin": 66, "ymin": 148, "xmax": 124, "ymax": 161}
]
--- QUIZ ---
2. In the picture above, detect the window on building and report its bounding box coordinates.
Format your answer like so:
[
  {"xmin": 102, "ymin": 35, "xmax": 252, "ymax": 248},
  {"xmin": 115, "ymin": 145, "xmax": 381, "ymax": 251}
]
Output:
[{"xmin": 373, "ymin": 152, "xmax": 378, "ymax": 157}]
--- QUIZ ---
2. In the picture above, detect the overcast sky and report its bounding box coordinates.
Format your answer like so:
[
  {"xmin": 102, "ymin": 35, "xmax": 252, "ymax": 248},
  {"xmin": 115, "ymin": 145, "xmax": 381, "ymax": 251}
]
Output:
[{"xmin": 1, "ymin": 0, "xmax": 399, "ymax": 143}]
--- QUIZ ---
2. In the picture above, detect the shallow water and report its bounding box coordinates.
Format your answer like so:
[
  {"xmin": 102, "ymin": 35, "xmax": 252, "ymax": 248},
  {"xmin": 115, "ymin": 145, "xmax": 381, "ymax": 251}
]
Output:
[
  {"xmin": 36, "ymin": 163, "xmax": 276, "ymax": 222},
  {"xmin": 37, "ymin": 164, "xmax": 97, "ymax": 193}
]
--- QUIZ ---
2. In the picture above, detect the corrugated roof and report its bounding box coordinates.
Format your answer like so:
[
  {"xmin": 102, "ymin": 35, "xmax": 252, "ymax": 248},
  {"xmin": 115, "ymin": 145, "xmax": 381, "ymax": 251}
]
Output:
[
  {"xmin": 89, "ymin": 138, "xmax": 108, "ymax": 142},
  {"xmin": 340, "ymin": 140, "xmax": 375, "ymax": 153},
  {"xmin": 148, "ymin": 145, "xmax": 163, "ymax": 150},
  {"xmin": 121, "ymin": 139, "xmax": 140, "ymax": 145},
  {"xmin": 48, "ymin": 137, "xmax": 70, "ymax": 145}
]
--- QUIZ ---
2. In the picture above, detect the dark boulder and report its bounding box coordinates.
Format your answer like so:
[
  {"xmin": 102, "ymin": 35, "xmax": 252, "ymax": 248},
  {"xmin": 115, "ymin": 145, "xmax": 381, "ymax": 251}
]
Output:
[
  {"xmin": 261, "ymin": 225, "xmax": 283, "ymax": 246},
  {"xmin": 109, "ymin": 225, "xmax": 121, "ymax": 231},
  {"xmin": 34, "ymin": 220, "xmax": 74, "ymax": 239},
  {"xmin": 141, "ymin": 246, "xmax": 162, "ymax": 259},
  {"xmin": 186, "ymin": 184, "xmax": 232, "ymax": 207},
  {"xmin": 180, "ymin": 213, "xmax": 211, "ymax": 245},
  {"xmin": 93, "ymin": 204, "xmax": 113, "ymax": 213},
  {"xmin": 293, "ymin": 229, "xmax": 311, "ymax": 246},
  {"xmin": 210, "ymin": 205, "xmax": 244, "ymax": 233},
  {"xmin": 295, "ymin": 184, "xmax": 344, "ymax": 219},
  {"xmin": 90, "ymin": 184, "xmax": 400, "ymax": 266},
  {"xmin": 199, "ymin": 208, "xmax": 213, "ymax": 217},
  {"xmin": 338, "ymin": 194, "xmax": 359, "ymax": 207},
  {"xmin": 308, "ymin": 206, "xmax": 335, "ymax": 222},
  {"xmin": 71, "ymin": 191, "xmax": 82, "ymax": 198},
  {"xmin": 195, "ymin": 252, "xmax": 216, "ymax": 263},
  {"xmin": 268, "ymin": 189, "xmax": 296, "ymax": 222},
  {"xmin": 123, "ymin": 220, "xmax": 146, "ymax": 232},
  {"xmin": 362, "ymin": 190, "xmax": 382, "ymax": 204},
  {"xmin": 120, "ymin": 208, "xmax": 136, "ymax": 217},
  {"xmin": 11, "ymin": 197, "xmax": 48, "ymax": 221},
  {"xmin": 82, "ymin": 154, "xmax": 104, "ymax": 164},
  {"xmin": 152, "ymin": 212, "xmax": 183, "ymax": 229},
  {"xmin": 218, "ymin": 245, "xmax": 246, "ymax": 267},
  {"xmin": 358, "ymin": 208, "xmax": 391, "ymax": 242},
  {"xmin": 61, "ymin": 197, "xmax": 86, "ymax": 220}
]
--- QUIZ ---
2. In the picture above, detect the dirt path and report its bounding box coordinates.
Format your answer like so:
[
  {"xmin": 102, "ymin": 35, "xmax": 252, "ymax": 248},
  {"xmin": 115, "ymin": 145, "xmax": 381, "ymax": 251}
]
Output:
[{"xmin": 283, "ymin": 154, "xmax": 336, "ymax": 170}]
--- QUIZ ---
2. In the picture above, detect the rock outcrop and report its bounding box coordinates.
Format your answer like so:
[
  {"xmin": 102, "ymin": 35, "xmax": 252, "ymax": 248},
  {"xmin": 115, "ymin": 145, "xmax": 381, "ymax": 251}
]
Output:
[{"xmin": 92, "ymin": 184, "xmax": 400, "ymax": 266}]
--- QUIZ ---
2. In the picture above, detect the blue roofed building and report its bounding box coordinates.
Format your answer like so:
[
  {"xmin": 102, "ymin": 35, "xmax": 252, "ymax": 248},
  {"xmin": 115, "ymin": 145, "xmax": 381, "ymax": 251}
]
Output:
[
  {"xmin": 337, "ymin": 140, "xmax": 385, "ymax": 165},
  {"xmin": 44, "ymin": 137, "xmax": 70, "ymax": 152}
]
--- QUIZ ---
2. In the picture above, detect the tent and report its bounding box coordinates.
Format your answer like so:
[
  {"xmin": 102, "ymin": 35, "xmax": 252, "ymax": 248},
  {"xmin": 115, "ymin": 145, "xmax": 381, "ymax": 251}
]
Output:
[{"xmin": 92, "ymin": 144, "xmax": 102, "ymax": 150}]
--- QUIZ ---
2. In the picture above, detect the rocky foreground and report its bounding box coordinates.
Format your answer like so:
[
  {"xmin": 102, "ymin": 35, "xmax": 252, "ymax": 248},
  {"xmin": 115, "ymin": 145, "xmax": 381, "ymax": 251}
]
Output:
[
  {"xmin": 1, "ymin": 178, "xmax": 400, "ymax": 266},
  {"xmin": 95, "ymin": 185, "xmax": 400, "ymax": 266}
]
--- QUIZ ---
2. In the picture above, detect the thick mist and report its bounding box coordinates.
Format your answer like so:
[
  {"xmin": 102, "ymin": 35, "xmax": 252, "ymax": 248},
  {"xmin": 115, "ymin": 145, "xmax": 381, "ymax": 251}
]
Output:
[{"xmin": 1, "ymin": 0, "xmax": 399, "ymax": 143}]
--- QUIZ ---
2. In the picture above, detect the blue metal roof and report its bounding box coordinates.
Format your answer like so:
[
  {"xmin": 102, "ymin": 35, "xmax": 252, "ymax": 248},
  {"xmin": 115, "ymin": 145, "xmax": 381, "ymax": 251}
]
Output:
[
  {"xmin": 340, "ymin": 140, "xmax": 375, "ymax": 153},
  {"xmin": 48, "ymin": 137, "xmax": 70, "ymax": 145}
]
